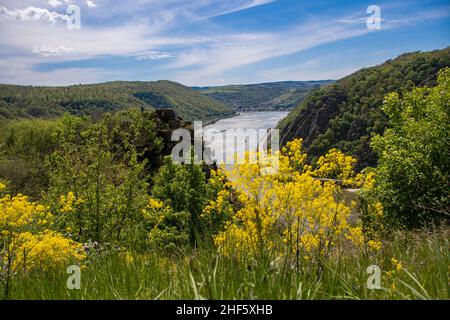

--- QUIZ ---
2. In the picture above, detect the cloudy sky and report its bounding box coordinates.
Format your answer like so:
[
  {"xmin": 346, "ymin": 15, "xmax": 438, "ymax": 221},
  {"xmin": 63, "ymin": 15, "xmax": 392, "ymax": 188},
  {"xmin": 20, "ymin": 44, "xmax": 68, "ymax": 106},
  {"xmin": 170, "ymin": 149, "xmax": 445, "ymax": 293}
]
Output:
[{"xmin": 0, "ymin": 0, "xmax": 449, "ymax": 86}]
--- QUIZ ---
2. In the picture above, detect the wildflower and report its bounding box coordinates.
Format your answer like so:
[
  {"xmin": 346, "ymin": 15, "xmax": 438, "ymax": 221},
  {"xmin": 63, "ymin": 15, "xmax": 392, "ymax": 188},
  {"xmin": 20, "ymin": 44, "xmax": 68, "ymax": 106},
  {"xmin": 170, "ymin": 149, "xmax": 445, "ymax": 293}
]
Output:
[
  {"xmin": 374, "ymin": 202, "xmax": 383, "ymax": 217},
  {"xmin": 391, "ymin": 257, "xmax": 403, "ymax": 272},
  {"xmin": 60, "ymin": 191, "xmax": 76, "ymax": 213},
  {"xmin": 148, "ymin": 198, "xmax": 163, "ymax": 210},
  {"xmin": 121, "ymin": 251, "xmax": 135, "ymax": 265},
  {"xmin": 368, "ymin": 240, "xmax": 383, "ymax": 251}
]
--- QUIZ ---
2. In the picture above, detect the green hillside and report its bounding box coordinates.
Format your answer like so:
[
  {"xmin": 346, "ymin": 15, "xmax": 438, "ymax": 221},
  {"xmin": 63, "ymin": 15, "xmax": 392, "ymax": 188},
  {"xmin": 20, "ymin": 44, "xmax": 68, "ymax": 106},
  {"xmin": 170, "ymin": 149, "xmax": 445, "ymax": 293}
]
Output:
[
  {"xmin": 279, "ymin": 47, "xmax": 450, "ymax": 168},
  {"xmin": 0, "ymin": 80, "xmax": 235, "ymax": 121},
  {"xmin": 194, "ymin": 80, "xmax": 333, "ymax": 111}
]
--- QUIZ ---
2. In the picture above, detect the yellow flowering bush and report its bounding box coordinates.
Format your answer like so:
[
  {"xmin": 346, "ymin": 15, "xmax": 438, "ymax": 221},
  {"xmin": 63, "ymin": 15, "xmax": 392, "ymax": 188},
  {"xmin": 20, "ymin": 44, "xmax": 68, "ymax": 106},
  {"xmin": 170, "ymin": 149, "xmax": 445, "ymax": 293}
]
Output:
[
  {"xmin": 0, "ymin": 185, "xmax": 85, "ymax": 276},
  {"xmin": 313, "ymin": 148, "xmax": 357, "ymax": 186},
  {"xmin": 0, "ymin": 193, "xmax": 51, "ymax": 231},
  {"xmin": 212, "ymin": 139, "xmax": 366, "ymax": 263},
  {"xmin": 11, "ymin": 230, "xmax": 86, "ymax": 272}
]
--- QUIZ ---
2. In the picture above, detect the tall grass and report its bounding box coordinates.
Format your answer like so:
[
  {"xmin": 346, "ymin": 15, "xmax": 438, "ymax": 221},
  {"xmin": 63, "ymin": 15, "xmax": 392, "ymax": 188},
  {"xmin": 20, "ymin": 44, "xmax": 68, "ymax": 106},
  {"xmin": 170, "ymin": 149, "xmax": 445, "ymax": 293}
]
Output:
[{"xmin": 2, "ymin": 227, "xmax": 448, "ymax": 300}]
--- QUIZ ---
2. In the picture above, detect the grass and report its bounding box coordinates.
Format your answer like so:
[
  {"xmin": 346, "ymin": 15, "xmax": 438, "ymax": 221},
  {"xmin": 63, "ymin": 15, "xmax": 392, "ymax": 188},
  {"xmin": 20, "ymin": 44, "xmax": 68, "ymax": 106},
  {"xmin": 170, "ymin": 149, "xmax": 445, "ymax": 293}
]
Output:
[{"xmin": 2, "ymin": 226, "xmax": 448, "ymax": 300}]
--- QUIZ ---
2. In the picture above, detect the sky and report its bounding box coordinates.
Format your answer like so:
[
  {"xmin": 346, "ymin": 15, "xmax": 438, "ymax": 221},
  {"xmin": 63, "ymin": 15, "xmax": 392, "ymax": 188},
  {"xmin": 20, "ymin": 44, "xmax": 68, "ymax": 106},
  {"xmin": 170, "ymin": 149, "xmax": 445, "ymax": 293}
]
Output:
[{"xmin": 0, "ymin": 0, "xmax": 449, "ymax": 86}]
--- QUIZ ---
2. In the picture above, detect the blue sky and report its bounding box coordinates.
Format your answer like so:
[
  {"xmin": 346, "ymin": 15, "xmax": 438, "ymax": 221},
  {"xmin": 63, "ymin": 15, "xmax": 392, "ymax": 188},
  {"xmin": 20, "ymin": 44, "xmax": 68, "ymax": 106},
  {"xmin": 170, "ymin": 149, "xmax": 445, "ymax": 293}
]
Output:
[{"xmin": 0, "ymin": 0, "xmax": 449, "ymax": 86}]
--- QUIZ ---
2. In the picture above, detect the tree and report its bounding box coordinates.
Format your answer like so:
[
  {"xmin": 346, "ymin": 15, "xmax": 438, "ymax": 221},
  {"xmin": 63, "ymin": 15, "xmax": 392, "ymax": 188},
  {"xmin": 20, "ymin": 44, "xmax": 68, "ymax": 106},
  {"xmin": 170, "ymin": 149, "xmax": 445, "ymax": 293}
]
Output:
[
  {"xmin": 151, "ymin": 157, "xmax": 211, "ymax": 246},
  {"xmin": 46, "ymin": 109, "xmax": 161, "ymax": 244},
  {"xmin": 371, "ymin": 68, "xmax": 450, "ymax": 227}
]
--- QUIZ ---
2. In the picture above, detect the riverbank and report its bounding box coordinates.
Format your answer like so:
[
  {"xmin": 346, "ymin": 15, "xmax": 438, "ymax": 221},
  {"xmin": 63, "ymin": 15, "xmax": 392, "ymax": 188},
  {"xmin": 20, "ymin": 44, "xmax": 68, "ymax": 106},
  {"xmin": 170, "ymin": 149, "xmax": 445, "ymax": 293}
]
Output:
[{"xmin": 202, "ymin": 112, "xmax": 240, "ymax": 127}]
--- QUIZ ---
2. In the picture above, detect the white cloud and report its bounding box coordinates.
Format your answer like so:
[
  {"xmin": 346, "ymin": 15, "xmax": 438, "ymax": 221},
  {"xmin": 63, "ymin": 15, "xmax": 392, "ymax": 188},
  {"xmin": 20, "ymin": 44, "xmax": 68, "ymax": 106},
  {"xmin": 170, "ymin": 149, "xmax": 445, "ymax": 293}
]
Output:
[
  {"xmin": 338, "ymin": 17, "xmax": 369, "ymax": 25},
  {"xmin": 135, "ymin": 50, "xmax": 173, "ymax": 60},
  {"xmin": 168, "ymin": 22, "xmax": 370, "ymax": 84},
  {"xmin": 0, "ymin": 6, "xmax": 69, "ymax": 24},
  {"xmin": 86, "ymin": 1, "xmax": 97, "ymax": 8},
  {"xmin": 33, "ymin": 45, "xmax": 74, "ymax": 56},
  {"xmin": 48, "ymin": 0, "xmax": 63, "ymax": 8},
  {"xmin": 0, "ymin": 19, "xmax": 187, "ymax": 60},
  {"xmin": 206, "ymin": 0, "xmax": 275, "ymax": 18}
]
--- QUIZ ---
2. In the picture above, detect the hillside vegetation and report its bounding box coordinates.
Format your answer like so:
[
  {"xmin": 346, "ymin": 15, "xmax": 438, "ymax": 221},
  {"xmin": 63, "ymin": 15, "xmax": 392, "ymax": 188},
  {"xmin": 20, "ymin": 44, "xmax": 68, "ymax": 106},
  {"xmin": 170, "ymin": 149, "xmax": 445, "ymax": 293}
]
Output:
[
  {"xmin": 195, "ymin": 80, "xmax": 332, "ymax": 111},
  {"xmin": 279, "ymin": 47, "xmax": 450, "ymax": 167},
  {"xmin": 1, "ymin": 52, "xmax": 449, "ymax": 301},
  {"xmin": 0, "ymin": 80, "xmax": 235, "ymax": 121}
]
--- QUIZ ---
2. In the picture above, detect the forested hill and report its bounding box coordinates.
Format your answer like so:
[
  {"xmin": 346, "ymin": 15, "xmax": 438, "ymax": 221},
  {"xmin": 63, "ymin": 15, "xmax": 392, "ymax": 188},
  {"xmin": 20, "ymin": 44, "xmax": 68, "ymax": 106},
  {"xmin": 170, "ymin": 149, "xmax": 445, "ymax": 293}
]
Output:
[
  {"xmin": 279, "ymin": 47, "xmax": 450, "ymax": 168},
  {"xmin": 193, "ymin": 80, "xmax": 333, "ymax": 111},
  {"xmin": 0, "ymin": 80, "xmax": 235, "ymax": 121}
]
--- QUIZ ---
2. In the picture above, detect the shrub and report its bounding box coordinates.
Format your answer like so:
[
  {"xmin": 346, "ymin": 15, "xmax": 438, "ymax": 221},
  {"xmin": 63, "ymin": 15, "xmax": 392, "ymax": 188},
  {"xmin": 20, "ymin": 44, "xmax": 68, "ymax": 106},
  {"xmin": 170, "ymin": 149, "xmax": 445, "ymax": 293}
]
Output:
[{"xmin": 371, "ymin": 68, "xmax": 450, "ymax": 227}]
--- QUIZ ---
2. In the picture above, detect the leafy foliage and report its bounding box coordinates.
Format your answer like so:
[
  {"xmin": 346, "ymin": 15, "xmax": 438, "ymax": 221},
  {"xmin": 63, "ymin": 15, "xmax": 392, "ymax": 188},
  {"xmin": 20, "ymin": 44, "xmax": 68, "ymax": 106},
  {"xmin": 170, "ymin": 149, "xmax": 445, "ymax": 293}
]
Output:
[
  {"xmin": 0, "ymin": 118, "xmax": 65, "ymax": 196},
  {"xmin": 151, "ymin": 157, "xmax": 225, "ymax": 247},
  {"xmin": 45, "ymin": 109, "xmax": 163, "ymax": 244},
  {"xmin": 371, "ymin": 68, "xmax": 450, "ymax": 227}
]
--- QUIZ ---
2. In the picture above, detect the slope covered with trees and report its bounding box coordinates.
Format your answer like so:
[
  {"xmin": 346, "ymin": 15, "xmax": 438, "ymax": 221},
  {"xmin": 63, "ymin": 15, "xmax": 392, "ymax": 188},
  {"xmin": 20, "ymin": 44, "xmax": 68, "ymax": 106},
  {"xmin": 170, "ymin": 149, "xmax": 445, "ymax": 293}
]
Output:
[
  {"xmin": 0, "ymin": 80, "xmax": 235, "ymax": 121},
  {"xmin": 194, "ymin": 80, "xmax": 333, "ymax": 111},
  {"xmin": 279, "ymin": 47, "xmax": 450, "ymax": 167}
]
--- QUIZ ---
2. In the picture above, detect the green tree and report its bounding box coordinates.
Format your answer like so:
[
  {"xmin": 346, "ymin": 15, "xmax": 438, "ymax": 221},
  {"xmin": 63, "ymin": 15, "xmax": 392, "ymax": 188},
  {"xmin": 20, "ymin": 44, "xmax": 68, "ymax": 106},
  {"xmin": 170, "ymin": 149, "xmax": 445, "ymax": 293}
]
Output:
[
  {"xmin": 46, "ymin": 109, "xmax": 162, "ymax": 244},
  {"xmin": 371, "ymin": 68, "xmax": 450, "ymax": 227},
  {"xmin": 152, "ymin": 157, "xmax": 211, "ymax": 246}
]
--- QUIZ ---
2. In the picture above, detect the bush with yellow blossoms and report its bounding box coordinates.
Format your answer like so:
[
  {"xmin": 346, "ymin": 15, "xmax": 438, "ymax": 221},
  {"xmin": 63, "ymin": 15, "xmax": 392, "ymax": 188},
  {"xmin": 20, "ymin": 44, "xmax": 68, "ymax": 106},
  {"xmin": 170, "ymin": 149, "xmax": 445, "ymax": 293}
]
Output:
[
  {"xmin": 0, "ymin": 185, "xmax": 85, "ymax": 286},
  {"xmin": 210, "ymin": 139, "xmax": 378, "ymax": 266},
  {"xmin": 313, "ymin": 148, "xmax": 358, "ymax": 186},
  {"xmin": 10, "ymin": 230, "xmax": 85, "ymax": 272}
]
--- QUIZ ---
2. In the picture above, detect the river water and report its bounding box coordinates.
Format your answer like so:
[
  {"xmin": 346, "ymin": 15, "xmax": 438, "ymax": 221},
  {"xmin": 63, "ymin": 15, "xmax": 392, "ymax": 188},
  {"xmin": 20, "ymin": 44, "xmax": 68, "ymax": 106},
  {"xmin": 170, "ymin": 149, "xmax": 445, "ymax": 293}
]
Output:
[{"xmin": 203, "ymin": 111, "xmax": 289, "ymax": 164}]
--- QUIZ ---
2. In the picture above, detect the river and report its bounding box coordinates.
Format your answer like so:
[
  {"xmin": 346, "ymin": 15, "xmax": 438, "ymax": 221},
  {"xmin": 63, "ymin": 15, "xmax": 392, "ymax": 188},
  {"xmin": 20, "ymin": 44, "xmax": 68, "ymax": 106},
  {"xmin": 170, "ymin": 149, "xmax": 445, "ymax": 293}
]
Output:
[{"xmin": 203, "ymin": 111, "xmax": 289, "ymax": 164}]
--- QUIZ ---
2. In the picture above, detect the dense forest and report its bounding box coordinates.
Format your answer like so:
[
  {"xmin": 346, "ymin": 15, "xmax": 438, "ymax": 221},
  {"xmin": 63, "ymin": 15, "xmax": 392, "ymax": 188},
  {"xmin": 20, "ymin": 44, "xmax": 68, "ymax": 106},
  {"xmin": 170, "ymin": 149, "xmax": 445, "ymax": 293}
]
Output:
[
  {"xmin": 0, "ymin": 80, "xmax": 235, "ymax": 122},
  {"xmin": 194, "ymin": 80, "xmax": 332, "ymax": 111},
  {"xmin": 279, "ymin": 47, "xmax": 450, "ymax": 168}
]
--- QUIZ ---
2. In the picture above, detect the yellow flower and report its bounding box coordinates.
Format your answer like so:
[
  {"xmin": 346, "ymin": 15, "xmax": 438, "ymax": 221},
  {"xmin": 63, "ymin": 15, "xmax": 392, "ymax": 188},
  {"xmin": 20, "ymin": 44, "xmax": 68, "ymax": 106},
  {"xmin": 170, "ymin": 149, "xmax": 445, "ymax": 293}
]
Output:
[
  {"xmin": 391, "ymin": 257, "xmax": 403, "ymax": 272},
  {"xmin": 121, "ymin": 251, "xmax": 135, "ymax": 265},
  {"xmin": 368, "ymin": 240, "xmax": 383, "ymax": 251},
  {"xmin": 374, "ymin": 202, "xmax": 383, "ymax": 217},
  {"xmin": 148, "ymin": 198, "xmax": 163, "ymax": 210},
  {"xmin": 60, "ymin": 191, "xmax": 76, "ymax": 213}
]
